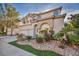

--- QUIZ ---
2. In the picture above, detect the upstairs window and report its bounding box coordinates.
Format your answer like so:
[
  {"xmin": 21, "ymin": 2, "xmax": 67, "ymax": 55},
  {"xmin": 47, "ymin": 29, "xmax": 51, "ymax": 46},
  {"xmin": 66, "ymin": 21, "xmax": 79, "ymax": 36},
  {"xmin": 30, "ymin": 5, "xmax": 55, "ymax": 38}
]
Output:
[
  {"xmin": 53, "ymin": 11, "xmax": 59, "ymax": 16},
  {"xmin": 34, "ymin": 15, "xmax": 41, "ymax": 20},
  {"xmin": 37, "ymin": 15, "xmax": 41, "ymax": 20}
]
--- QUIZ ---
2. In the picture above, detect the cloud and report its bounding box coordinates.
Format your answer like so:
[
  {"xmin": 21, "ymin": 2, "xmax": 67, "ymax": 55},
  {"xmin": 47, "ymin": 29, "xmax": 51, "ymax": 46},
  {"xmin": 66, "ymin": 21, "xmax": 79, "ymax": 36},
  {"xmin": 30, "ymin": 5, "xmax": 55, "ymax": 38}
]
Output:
[{"xmin": 13, "ymin": 3, "xmax": 79, "ymax": 19}]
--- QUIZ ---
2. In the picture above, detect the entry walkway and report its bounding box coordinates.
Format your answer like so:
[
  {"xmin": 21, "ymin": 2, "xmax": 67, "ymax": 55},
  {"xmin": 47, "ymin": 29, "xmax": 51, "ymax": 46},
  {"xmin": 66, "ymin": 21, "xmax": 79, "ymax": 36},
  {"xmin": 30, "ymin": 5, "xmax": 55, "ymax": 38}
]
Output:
[{"xmin": 0, "ymin": 36, "xmax": 34, "ymax": 56}]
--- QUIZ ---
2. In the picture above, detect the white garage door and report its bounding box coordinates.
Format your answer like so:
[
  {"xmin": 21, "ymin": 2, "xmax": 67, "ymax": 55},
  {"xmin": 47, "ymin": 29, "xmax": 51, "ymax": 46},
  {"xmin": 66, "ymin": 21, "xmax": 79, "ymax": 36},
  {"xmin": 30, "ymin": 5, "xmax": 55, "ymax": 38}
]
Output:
[{"xmin": 18, "ymin": 25, "xmax": 34, "ymax": 36}]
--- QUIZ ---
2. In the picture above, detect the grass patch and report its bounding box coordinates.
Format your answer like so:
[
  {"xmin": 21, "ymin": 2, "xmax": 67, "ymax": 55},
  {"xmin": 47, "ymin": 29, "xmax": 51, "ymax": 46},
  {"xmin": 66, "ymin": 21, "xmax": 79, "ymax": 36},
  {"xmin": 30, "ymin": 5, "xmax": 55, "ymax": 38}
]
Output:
[{"xmin": 9, "ymin": 41, "xmax": 61, "ymax": 56}]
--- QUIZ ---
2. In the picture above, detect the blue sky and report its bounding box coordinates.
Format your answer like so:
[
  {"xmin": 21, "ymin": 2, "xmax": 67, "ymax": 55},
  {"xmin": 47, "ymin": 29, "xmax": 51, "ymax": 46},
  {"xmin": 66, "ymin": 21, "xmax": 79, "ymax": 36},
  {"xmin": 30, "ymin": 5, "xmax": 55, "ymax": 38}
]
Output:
[{"xmin": 11, "ymin": 3, "xmax": 79, "ymax": 18}]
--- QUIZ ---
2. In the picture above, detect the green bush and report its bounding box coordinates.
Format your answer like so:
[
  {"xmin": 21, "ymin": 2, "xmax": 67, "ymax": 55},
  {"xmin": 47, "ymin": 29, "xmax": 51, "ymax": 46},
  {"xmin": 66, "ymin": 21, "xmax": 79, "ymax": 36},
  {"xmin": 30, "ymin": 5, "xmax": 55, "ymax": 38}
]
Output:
[
  {"xmin": 68, "ymin": 34, "xmax": 79, "ymax": 45},
  {"xmin": 26, "ymin": 36, "xmax": 32, "ymax": 41},
  {"xmin": 58, "ymin": 45, "xmax": 65, "ymax": 49},
  {"xmin": 59, "ymin": 31, "xmax": 64, "ymax": 37},
  {"xmin": 53, "ymin": 32, "xmax": 64, "ymax": 41},
  {"xmin": 41, "ymin": 29, "xmax": 49, "ymax": 41},
  {"xmin": 49, "ymin": 30, "xmax": 54, "ymax": 40},
  {"xmin": 0, "ymin": 32, "xmax": 6, "ymax": 36},
  {"xmin": 36, "ymin": 35, "xmax": 44, "ymax": 43},
  {"xmin": 44, "ymin": 33, "xmax": 50, "ymax": 42},
  {"xmin": 40, "ymin": 29, "xmax": 54, "ymax": 41},
  {"xmin": 74, "ymin": 28, "xmax": 79, "ymax": 35}
]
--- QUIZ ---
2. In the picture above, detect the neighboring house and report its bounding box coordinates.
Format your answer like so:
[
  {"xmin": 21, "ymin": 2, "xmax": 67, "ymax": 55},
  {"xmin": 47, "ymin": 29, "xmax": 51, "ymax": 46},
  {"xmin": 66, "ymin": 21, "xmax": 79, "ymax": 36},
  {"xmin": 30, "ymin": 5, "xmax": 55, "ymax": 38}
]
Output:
[{"xmin": 13, "ymin": 7, "xmax": 66, "ymax": 37}]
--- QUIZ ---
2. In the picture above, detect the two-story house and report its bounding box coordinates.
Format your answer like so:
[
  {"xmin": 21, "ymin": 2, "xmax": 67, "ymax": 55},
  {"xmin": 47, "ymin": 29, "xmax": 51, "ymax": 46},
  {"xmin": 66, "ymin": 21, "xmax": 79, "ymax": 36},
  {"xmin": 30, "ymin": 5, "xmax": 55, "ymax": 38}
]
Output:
[{"xmin": 16, "ymin": 7, "xmax": 66, "ymax": 37}]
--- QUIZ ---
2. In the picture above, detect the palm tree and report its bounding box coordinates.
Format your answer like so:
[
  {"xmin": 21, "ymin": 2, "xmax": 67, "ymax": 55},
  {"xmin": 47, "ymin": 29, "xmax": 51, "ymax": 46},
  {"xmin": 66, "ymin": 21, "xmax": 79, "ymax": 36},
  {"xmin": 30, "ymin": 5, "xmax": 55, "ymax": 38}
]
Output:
[{"xmin": 6, "ymin": 5, "xmax": 19, "ymax": 36}]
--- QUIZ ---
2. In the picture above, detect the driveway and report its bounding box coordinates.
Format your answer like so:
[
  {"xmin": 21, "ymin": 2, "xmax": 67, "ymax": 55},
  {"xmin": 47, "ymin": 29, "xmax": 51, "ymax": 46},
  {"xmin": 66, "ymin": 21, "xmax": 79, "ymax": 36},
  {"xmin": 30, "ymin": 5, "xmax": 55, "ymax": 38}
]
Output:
[{"xmin": 0, "ymin": 36, "xmax": 35, "ymax": 56}]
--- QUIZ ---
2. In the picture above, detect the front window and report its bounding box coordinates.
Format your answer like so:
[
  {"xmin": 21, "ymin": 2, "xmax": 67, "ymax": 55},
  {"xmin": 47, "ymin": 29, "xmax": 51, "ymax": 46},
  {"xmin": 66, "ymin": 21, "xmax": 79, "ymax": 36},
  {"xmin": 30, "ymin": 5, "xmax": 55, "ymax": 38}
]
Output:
[{"xmin": 34, "ymin": 15, "xmax": 41, "ymax": 20}]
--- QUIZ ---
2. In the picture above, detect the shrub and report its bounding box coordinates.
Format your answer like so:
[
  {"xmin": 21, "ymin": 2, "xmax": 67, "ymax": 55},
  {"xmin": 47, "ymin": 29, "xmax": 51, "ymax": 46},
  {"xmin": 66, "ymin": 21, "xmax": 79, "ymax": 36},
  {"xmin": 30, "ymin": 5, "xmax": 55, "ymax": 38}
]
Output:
[
  {"xmin": 26, "ymin": 36, "xmax": 32, "ymax": 41},
  {"xmin": 40, "ymin": 29, "xmax": 54, "ymax": 41},
  {"xmin": 53, "ymin": 32, "xmax": 64, "ymax": 41},
  {"xmin": 36, "ymin": 35, "xmax": 44, "ymax": 43},
  {"xmin": 44, "ymin": 33, "xmax": 50, "ymax": 42},
  {"xmin": 74, "ymin": 28, "xmax": 79, "ymax": 35},
  {"xmin": 0, "ymin": 32, "xmax": 6, "ymax": 36},
  {"xmin": 68, "ymin": 34, "xmax": 79, "ymax": 45},
  {"xmin": 58, "ymin": 45, "xmax": 65, "ymax": 49},
  {"xmin": 40, "ymin": 29, "xmax": 47, "ymax": 34},
  {"xmin": 16, "ymin": 33, "xmax": 26, "ymax": 41},
  {"xmin": 49, "ymin": 30, "xmax": 54, "ymax": 40},
  {"xmin": 59, "ymin": 31, "xmax": 64, "ymax": 37}
]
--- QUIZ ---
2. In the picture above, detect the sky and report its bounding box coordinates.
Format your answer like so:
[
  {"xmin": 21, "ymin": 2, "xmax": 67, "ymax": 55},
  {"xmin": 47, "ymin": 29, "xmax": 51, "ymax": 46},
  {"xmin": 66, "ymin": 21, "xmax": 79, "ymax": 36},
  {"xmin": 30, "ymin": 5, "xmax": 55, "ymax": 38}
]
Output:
[{"xmin": 11, "ymin": 3, "xmax": 79, "ymax": 19}]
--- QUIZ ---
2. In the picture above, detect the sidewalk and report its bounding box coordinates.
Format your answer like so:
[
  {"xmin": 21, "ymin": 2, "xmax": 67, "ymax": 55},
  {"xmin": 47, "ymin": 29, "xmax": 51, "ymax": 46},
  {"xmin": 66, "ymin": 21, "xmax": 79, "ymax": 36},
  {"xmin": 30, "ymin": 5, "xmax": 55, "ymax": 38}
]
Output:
[{"xmin": 0, "ymin": 36, "xmax": 35, "ymax": 56}]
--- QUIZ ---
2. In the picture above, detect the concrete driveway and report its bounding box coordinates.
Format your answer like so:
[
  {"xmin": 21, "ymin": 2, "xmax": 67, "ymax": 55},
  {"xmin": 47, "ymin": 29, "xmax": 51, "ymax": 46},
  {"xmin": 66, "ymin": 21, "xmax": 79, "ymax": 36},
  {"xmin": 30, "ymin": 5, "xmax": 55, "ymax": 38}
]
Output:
[{"xmin": 0, "ymin": 36, "xmax": 35, "ymax": 56}]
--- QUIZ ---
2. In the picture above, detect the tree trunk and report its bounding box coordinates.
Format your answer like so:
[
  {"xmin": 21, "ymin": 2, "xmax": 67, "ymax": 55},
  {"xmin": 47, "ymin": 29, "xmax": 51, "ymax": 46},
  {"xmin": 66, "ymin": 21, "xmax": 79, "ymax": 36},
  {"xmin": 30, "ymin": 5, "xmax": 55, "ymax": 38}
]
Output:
[
  {"xmin": 11, "ymin": 23, "xmax": 13, "ymax": 36},
  {"xmin": 11, "ymin": 27, "xmax": 13, "ymax": 36},
  {"xmin": 5, "ymin": 27, "xmax": 8, "ymax": 35},
  {"xmin": 11, "ymin": 19, "xmax": 13, "ymax": 36}
]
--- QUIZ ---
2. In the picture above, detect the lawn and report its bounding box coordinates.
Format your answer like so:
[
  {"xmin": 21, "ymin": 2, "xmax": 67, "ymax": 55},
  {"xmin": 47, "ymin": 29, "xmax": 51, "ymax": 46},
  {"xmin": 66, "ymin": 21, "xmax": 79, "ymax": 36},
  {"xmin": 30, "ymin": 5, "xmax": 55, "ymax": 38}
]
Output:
[{"xmin": 9, "ymin": 41, "xmax": 61, "ymax": 56}]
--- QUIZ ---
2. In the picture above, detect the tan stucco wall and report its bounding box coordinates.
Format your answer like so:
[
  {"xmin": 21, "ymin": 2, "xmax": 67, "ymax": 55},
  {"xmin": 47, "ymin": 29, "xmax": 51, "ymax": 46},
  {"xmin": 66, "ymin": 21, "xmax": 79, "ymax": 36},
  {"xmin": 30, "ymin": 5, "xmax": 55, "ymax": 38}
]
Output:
[
  {"xmin": 32, "ymin": 17, "xmax": 64, "ymax": 34},
  {"xmin": 53, "ymin": 18, "xmax": 64, "ymax": 33},
  {"xmin": 12, "ymin": 17, "xmax": 64, "ymax": 36},
  {"xmin": 32, "ymin": 19, "xmax": 53, "ymax": 29}
]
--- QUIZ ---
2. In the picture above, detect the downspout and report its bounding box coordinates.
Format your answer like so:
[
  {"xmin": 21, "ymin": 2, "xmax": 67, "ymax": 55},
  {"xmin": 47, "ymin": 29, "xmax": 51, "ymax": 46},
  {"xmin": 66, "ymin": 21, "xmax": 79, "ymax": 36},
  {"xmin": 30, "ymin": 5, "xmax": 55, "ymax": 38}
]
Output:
[{"xmin": 51, "ymin": 16, "xmax": 55, "ymax": 31}]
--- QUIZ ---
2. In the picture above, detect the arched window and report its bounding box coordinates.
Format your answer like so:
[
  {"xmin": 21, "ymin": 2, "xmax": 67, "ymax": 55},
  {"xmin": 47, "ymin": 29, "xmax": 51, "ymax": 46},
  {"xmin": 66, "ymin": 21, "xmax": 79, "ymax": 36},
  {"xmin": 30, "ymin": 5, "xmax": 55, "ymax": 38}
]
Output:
[{"xmin": 41, "ymin": 24, "xmax": 50, "ymax": 31}]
